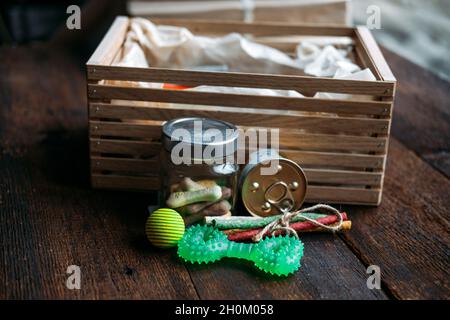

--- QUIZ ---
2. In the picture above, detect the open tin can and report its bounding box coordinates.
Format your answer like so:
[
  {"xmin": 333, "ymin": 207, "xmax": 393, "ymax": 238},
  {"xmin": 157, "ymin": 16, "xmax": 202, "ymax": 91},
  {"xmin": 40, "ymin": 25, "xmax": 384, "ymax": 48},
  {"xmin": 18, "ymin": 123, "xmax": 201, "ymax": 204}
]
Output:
[{"xmin": 240, "ymin": 149, "xmax": 307, "ymax": 217}]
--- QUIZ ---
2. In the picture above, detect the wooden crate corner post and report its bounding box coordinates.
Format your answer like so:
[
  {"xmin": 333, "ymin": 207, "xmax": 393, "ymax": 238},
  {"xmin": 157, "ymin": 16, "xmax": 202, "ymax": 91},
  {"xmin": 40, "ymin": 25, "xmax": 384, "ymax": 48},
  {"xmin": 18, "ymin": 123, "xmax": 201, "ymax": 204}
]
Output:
[
  {"xmin": 354, "ymin": 25, "xmax": 396, "ymax": 205},
  {"xmin": 87, "ymin": 16, "xmax": 132, "ymax": 190}
]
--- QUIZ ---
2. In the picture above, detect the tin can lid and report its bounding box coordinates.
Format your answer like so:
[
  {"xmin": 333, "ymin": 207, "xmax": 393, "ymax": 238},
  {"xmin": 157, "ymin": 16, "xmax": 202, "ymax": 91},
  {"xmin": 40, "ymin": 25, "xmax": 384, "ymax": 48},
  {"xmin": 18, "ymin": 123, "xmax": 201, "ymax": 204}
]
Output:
[
  {"xmin": 162, "ymin": 117, "xmax": 239, "ymax": 158},
  {"xmin": 241, "ymin": 158, "xmax": 307, "ymax": 217}
]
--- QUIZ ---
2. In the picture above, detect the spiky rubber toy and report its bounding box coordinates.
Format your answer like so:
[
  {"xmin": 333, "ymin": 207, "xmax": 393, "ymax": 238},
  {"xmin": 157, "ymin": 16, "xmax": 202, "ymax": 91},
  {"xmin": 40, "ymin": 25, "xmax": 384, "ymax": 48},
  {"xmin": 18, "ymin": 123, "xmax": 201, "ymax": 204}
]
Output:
[{"xmin": 177, "ymin": 225, "xmax": 304, "ymax": 276}]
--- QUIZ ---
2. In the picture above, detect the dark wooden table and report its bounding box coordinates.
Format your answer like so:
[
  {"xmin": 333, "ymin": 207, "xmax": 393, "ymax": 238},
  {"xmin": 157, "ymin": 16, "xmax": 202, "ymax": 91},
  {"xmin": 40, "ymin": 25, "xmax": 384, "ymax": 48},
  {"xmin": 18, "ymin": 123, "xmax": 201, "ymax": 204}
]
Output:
[{"xmin": 0, "ymin": 41, "xmax": 449, "ymax": 299}]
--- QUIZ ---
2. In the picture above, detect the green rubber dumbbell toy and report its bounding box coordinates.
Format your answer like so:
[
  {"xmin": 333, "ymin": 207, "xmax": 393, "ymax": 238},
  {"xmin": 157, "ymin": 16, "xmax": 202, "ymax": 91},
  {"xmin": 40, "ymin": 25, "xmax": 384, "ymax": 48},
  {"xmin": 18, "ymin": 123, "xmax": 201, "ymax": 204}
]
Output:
[{"xmin": 177, "ymin": 225, "xmax": 304, "ymax": 276}]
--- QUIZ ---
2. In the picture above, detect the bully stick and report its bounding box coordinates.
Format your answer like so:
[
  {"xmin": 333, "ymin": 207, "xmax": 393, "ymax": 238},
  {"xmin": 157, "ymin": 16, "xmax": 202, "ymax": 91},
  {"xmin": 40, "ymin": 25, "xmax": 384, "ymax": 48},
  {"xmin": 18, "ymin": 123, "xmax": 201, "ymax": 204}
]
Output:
[
  {"xmin": 302, "ymin": 220, "xmax": 352, "ymax": 233},
  {"xmin": 223, "ymin": 220, "xmax": 352, "ymax": 235},
  {"xmin": 204, "ymin": 212, "xmax": 328, "ymax": 230},
  {"xmin": 226, "ymin": 212, "xmax": 348, "ymax": 242}
]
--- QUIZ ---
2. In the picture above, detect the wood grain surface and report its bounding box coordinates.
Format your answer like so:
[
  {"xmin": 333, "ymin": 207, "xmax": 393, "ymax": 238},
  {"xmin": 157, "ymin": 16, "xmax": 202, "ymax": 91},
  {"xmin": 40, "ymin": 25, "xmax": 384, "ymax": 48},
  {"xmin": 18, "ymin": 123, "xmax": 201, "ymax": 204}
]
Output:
[
  {"xmin": 382, "ymin": 50, "xmax": 450, "ymax": 178},
  {"xmin": 341, "ymin": 139, "xmax": 450, "ymax": 299},
  {"xmin": 0, "ymin": 43, "xmax": 448, "ymax": 299}
]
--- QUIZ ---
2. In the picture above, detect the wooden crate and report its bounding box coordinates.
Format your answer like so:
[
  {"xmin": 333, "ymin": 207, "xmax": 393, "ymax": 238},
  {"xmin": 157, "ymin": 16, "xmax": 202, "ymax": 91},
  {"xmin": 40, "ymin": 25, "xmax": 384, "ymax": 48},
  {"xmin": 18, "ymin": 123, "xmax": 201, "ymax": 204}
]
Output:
[{"xmin": 86, "ymin": 16, "xmax": 396, "ymax": 206}]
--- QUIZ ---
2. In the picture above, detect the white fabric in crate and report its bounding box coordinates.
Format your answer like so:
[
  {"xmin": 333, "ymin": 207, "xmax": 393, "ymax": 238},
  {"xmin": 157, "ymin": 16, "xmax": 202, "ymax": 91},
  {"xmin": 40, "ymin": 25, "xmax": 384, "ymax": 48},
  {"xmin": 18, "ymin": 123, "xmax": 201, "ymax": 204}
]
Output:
[
  {"xmin": 114, "ymin": 18, "xmax": 376, "ymax": 97},
  {"xmin": 122, "ymin": 18, "xmax": 302, "ymax": 75}
]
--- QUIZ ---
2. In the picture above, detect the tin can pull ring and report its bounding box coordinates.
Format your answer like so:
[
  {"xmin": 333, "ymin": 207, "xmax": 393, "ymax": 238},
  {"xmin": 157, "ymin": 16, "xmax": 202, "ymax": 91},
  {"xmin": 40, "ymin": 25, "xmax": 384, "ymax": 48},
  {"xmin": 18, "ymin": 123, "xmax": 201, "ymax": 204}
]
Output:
[
  {"xmin": 264, "ymin": 181, "xmax": 295, "ymax": 213},
  {"xmin": 240, "ymin": 149, "xmax": 307, "ymax": 217}
]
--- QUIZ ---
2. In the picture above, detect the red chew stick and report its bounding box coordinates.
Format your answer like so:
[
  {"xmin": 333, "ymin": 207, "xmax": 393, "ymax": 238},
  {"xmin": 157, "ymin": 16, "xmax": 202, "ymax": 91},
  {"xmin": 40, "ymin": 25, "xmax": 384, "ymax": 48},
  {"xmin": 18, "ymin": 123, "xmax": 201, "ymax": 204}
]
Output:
[{"xmin": 227, "ymin": 212, "xmax": 347, "ymax": 242}]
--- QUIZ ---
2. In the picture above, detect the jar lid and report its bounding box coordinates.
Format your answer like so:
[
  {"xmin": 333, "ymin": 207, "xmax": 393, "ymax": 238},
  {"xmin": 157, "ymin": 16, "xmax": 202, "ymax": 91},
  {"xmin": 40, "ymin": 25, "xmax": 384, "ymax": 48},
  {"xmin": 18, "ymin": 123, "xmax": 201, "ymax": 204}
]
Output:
[
  {"xmin": 240, "ymin": 158, "xmax": 307, "ymax": 217},
  {"xmin": 162, "ymin": 117, "xmax": 239, "ymax": 159}
]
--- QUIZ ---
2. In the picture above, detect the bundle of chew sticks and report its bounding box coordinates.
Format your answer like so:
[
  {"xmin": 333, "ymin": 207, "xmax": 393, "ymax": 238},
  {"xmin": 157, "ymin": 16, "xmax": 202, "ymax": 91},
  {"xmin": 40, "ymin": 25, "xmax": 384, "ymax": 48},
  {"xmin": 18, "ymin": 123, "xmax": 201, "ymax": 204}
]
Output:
[{"xmin": 204, "ymin": 211, "xmax": 351, "ymax": 242}]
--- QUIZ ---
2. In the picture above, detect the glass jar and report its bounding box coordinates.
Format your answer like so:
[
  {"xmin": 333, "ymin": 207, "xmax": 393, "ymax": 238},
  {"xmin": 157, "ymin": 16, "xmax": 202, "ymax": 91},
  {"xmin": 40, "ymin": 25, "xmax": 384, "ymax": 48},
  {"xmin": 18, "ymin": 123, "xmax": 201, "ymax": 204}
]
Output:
[{"xmin": 160, "ymin": 117, "xmax": 239, "ymax": 224}]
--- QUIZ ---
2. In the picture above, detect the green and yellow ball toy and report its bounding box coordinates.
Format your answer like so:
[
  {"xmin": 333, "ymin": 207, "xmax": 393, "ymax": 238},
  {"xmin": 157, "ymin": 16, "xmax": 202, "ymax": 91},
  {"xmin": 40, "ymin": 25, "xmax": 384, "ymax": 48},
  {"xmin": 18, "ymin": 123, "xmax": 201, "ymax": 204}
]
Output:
[{"xmin": 145, "ymin": 208, "xmax": 185, "ymax": 248}]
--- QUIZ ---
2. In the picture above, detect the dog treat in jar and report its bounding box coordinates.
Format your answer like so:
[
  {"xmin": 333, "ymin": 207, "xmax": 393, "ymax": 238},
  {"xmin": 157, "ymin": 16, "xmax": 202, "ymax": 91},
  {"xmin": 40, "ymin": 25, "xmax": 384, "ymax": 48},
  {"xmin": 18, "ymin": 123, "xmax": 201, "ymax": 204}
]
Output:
[{"xmin": 160, "ymin": 117, "xmax": 239, "ymax": 223}]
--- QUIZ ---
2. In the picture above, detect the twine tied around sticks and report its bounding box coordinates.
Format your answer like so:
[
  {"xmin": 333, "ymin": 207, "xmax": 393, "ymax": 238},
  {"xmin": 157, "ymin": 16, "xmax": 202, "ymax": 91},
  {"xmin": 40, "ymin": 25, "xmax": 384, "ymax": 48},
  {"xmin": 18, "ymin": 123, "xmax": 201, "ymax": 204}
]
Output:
[{"xmin": 252, "ymin": 204, "xmax": 344, "ymax": 242}]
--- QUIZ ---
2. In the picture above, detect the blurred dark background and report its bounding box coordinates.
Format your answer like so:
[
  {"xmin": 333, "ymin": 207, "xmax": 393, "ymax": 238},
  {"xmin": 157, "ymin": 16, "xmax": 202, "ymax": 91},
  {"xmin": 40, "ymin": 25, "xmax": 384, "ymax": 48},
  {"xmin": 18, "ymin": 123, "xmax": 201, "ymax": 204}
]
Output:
[
  {"xmin": 0, "ymin": 0, "xmax": 125, "ymax": 60},
  {"xmin": 0, "ymin": 0, "xmax": 449, "ymax": 80},
  {"xmin": 0, "ymin": 1, "xmax": 87, "ymax": 43}
]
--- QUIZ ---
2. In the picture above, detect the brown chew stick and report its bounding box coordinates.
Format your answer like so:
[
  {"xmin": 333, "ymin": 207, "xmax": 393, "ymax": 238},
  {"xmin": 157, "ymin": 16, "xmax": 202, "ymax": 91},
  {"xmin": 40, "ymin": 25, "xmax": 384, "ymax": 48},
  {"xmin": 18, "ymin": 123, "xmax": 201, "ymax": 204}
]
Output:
[
  {"xmin": 223, "ymin": 220, "xmax": 352, "ymax": 235},
  {"xmin": 227, "ymin": 212, "xmax": 348, "ymax": 242}
]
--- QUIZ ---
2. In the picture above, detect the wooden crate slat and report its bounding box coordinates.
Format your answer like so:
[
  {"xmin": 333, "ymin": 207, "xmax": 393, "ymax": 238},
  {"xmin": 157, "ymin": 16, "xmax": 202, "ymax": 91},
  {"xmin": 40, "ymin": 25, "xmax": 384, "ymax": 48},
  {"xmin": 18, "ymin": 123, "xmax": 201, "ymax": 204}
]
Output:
[
  {"xmin": 89, "ymin": 87, "xmax": 391, "ymax": 116},
  {"xmin": 131, "ymin": 0, "xmax": 349, "ymax": 26},
  {"xmin": 90, "ymin": 124, "xmax": 387, "ymax": 154},
  {"xmin": 281, "ymin": 149, "xmax": 384, "ymax": 170},
  {"xmin": 91, "ymin": 157, "xmax": 382, "ymax": 187},
  {"xmin": 91, "ymin": 173, "xmax": 381, "ymax": 205},
  {"xmin": 89, "ymin": 103, "xmax": 389, "ymax": 136},
  {"xmin": 90, "ymin": 138, "xmax": 160, "ymax": 156},
  {"xmin": 91, "ymin": 121, "xmax": 389, "ymax": 153},
  {"xmin": 91, "ymin": 150, "xmax": 384, "ymax": 173},
  {"xmin": 305, "ymin": 185, "xmax": 381, "ymax": 205},
  {"xmin": 87, "ymin": 65, "xmax": 395, "ymax": 97},
  {"xmin": 149, "ymin": 18, "xmax": 355, "ymax": 37},
  {"xmin": 90, "ymin": 120, "xmax": 161, "ymax": 138},
  {"xmin": 277, "ymin": 130, "xmax": 387, "ymax": 153},
  {"xmin": 305, "ymin": 168, "xmax": 382, "ymax": 187},
  {"xmin": 92, "ymin": 140, "xmax": 385, "ymax": 171},
  {"xmin": 91, "ymin": 156, "xmax": 159, "ymax": 173}
]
